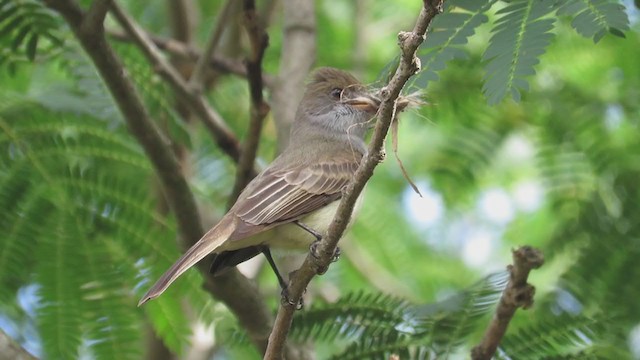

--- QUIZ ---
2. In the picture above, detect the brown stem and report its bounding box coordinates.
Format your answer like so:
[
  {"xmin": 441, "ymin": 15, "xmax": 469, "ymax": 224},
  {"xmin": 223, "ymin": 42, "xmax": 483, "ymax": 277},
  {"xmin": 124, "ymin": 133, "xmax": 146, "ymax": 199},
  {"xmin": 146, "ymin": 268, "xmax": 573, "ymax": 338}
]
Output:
[
  {"xmin": 108, "ymin": 29, "xmax": 274, "ymax": 87},
  {"xmin": 471, "ymin": 246, "xmax": 544, "ymax": 360},
  {"xmin": 0, "ymin": 329, "xmax": 37, "ymax": 360},
  {"xmin": 228, "ymin": 0, "xmax": 269, "ymax": 204},
  {"xmin": 262, "ymin": 2, "xmax": 445, "ymax": 359},
  {"xmin": 45, "ymin": 0, "xmax": 204, "ymax": 249},
  {"xmin": 109, "ymin": 3, "xmax": 243, "ymax": 162},
  {"xmin": 44, "ymin": 0, "xmax": 273, "ymax": 354},
  {"xmin": 81, "ymin": 0, "xmax": 112, "ymax": 34},
  {"xmin": 188, "ymin": 0, "xmax": 234, "ymax": 92}
]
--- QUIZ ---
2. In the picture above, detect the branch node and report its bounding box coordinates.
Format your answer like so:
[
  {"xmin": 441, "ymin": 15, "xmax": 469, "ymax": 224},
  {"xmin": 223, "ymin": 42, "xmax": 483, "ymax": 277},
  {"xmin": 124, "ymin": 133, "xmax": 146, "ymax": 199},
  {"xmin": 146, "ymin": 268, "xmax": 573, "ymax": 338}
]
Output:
[
  {"xmin": 513, "ymin": 246, "xmax": 545, "ymax": 271},
  {"xmin": 81, "ymin": 0, "xmax": 112, "ymax": 34},
  {"xmin": 503, "ymin": 284, "xmax": 536, "ymax": 309},
  {"xmin": 397, "ymin": 31, "xmax": 412, "ymax": 50},
  {"xmin": 471, "ymin": 246, "xmax": 544, "ymax": 360},
  {"xmin": 380, "ymin": 86, "xmax": 390, "ymax": 98},
  {"xmin": 425, "ymin": 0, "xmax": 445, "ymax": 14}
]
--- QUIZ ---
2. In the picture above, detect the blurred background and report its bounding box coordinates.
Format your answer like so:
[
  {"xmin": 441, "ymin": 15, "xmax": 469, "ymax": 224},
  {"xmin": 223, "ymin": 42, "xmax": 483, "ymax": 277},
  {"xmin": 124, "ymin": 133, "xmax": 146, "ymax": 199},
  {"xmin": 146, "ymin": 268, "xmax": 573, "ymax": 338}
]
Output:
[{"xmin": 1, "ymin": 0, "xmax": 639, "ymax": 359}]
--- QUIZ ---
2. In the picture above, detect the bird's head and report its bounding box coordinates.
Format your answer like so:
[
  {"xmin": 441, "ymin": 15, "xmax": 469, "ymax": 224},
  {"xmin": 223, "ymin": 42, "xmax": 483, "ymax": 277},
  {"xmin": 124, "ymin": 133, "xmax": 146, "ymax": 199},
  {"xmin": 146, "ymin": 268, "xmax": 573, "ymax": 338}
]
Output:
[{"xmin": 294, "ymin": 67, "xmax": 381, "ymax": 139}]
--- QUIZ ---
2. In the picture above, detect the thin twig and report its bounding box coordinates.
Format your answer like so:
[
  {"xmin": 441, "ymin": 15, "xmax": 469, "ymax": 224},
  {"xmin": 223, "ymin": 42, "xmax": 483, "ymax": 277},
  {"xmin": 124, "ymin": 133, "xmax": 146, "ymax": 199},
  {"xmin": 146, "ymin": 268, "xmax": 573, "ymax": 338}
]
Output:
[
  {"xmin": 109, "ymin": 2, "xmax": 244, "ymax": 162},
  {"xmin": 263, "ymin": 2, "xmax": 445, "ymax": 359},
  {"xmin": 471, "ymin": 246, "xmax": 544, "ymax": 360},
  {"xmin": 228, "ymin": 0, "xmax": 269, "ymax": 204},
  {"xmin": 0, "ymin": 329, "xmax": 37, "ymax": 360},
  {"xmin": 188, "ymin": 0, "xmax": 234, "ymax": 92},
  {"xmin": 45, "ymin": 0, "xmax": 275, "ymax": 354},
  {"xmin": 108, "ymin": 29, "xmax": 275, "ymax": 87}
]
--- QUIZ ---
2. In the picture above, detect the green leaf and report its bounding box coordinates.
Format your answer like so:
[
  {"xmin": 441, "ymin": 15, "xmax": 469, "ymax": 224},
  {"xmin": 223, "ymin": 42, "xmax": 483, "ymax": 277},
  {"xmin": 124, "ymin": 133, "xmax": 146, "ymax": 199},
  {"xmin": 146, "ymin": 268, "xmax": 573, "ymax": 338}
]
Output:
[
  {"xmin": 414, "ymin": 0, "xmax": 495, "ymax": 88},
  {"xmin": 498, "ymin": 314, "xmax": 609, "ymax": 359},
  {"xmin": 0, "ymin": 0, "xmax": 63, "ymax": 67},
  {"xmin": 482, "ymin": 0, "xmax": 557, "ymax": 104},
  {"xmin": 557, "ymin": 0, "xmax": 630, "ymax": 43},
  {"xmin": 25, "ymin": 33, "xmax": 37, "ymax": 61}
]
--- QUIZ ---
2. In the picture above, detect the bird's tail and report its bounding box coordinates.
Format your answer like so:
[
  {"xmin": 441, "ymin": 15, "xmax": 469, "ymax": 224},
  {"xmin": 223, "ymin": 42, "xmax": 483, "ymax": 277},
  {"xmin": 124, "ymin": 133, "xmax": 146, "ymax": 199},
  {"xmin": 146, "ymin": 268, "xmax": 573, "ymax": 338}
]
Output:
[{"xmin": 138, "ymin": 216, "xmax": 236, "ymax": 306}]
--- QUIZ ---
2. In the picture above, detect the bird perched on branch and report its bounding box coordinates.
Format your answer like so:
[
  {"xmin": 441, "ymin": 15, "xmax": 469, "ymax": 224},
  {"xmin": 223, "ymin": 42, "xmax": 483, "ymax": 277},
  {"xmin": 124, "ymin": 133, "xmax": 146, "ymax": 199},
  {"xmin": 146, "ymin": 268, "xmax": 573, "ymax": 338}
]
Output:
[{"xmin": 139, "ymin": 67, "xmax": 383, "ymax": 306}]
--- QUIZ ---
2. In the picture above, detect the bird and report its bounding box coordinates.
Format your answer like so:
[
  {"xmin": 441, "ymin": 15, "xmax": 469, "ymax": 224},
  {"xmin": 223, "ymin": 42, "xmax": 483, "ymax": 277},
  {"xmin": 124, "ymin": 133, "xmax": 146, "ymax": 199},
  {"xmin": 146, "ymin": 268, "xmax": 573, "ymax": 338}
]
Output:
[{"xmin": 138, "ymin": 67, "xmax": 381, "ymax": 306}]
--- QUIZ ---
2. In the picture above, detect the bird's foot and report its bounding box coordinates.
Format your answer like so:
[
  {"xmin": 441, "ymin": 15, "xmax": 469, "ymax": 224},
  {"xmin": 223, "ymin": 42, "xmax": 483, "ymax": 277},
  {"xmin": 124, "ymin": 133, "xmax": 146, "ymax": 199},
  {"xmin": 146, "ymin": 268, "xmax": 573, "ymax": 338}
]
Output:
[
  {"xmin": 281, "ymin": 287, "xmax": 304, "ymax": 310},
  {"xmin": 310, "ymin": 241, "xmax": 341, "ymax": 274}
]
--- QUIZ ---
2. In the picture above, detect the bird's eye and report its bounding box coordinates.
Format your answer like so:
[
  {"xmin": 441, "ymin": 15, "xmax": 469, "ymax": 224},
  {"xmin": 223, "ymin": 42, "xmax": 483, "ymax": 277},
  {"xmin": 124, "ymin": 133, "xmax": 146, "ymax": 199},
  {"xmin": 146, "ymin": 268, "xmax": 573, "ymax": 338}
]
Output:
[{"xmin": 330, "ymin": 88, "xmax": 343, "ymax": 100}]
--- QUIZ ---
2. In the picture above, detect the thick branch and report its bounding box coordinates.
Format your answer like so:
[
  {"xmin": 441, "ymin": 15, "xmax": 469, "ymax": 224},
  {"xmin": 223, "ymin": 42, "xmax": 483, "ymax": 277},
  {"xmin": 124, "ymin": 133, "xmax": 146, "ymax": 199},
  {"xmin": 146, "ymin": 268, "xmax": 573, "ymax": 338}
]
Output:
[
  {"xmin": 109, "ymin": 3, "xmax": 243, "ymax": 162},
  {"xmin": 271, "ymin": 0, "xmax": 316, "ymax": 151},
  {"xmin": 45, "ymin": 0, "xmax": 273, "ymax": 354},
  {"xmin": 228, "ymin": 0, "xmax": 269, "ymax": 204},
  {"xmin": 263, "ymin": 2, "xmax": 445, "ymax": 359},
  {"xmin": 82, "ymin": 0, "xmax": 112, "ymax": 34},
  {"xmin": 0, "ymin": 330, "xmax": 37, "ymax": 360},
  {"xmin": 471, "ymin": 246, "xmax": 544, "ymax": 360}
]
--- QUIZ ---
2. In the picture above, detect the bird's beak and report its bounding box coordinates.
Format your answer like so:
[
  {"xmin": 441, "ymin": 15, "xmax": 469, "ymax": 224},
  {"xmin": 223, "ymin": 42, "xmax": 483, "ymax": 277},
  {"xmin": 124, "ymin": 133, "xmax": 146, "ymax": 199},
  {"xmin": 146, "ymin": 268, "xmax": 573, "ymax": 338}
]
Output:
[{"xmin": 345, "ymin": 94, "xmax": 381, "ymax": 113}]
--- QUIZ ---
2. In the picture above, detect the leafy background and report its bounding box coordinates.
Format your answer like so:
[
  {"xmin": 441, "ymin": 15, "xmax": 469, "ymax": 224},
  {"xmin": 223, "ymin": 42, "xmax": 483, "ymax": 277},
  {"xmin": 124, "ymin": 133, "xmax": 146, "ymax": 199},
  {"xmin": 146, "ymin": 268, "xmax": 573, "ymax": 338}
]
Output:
[{"xmin": 1, "ymin": 0, "xmax": 639, "ymax": 359}]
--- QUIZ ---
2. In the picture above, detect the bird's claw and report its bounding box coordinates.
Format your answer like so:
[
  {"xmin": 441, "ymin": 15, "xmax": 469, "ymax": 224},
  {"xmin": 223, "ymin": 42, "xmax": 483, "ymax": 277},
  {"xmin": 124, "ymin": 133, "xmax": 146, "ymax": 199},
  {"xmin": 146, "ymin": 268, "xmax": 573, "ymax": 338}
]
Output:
[
  {"xmin": 281, "ymin": 287, "xmax": 304, "ymax": 310},
  {"xmin": 310, "ymin": 241, "xmax": 341, "ymax": 275}
]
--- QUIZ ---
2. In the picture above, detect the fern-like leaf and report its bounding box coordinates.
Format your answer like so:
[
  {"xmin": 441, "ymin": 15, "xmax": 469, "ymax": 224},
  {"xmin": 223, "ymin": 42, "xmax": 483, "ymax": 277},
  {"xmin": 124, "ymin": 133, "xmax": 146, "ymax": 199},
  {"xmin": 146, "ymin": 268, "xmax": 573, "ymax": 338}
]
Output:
[
  {"xmin": 292, "ymin": 292, "xmax": 411, "ymax": 344},
  {"xmin": 556, "ymin": 0, "xmax": 630, "ymax": 42},
  {"xmin": 415, "ymin": 0, "xmax": 495, "ymax": 87},
  {"xmin": 534, "ymin": 145, "xmax": 596, "ymax": 205},
  {"xmin": 288, "ymin": 272, "xmax": 508, "ymax": 359},
  {"xmin": 0, "ymin": 0, "xmax": 63, "ymax": 66},
  {"xmin": 482, "ymin": 0, "xmax": 557, "ymax": 104},
  {"xmin": 35, "ymin": 206, "xmax": 84, "ymax": 359},
  {"xmin": 416, "ymin": 271, "xmax": 508, "ymax": 355},
  {"xmin": 429, "ymin": 123, "xmax": 504, "ymax": 204},
  {"xmin": 497, "ymin": 314, "xmax": 606, "ymax": 359}
]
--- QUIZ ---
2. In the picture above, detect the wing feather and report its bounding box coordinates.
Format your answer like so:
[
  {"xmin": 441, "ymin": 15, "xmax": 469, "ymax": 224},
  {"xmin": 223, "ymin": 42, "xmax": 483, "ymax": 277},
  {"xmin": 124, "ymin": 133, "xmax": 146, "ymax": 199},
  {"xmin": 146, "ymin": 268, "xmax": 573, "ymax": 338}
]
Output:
[{"xmin": 235, "ymin": 161, "xmax": 359, "ymax": 226}]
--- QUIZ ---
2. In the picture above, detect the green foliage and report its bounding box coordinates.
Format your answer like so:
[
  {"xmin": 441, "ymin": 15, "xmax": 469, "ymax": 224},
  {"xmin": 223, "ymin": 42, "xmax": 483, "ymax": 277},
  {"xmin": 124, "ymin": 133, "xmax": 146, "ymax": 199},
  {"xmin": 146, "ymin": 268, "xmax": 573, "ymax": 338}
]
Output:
[
  {"xmin": 0, "ymin": 0, "xmax": 63, "ymax": 69},
  {"xmin": 0, "ymin": 93, "xmax": 187, "ymax": 358},
  {"xmin": 1, "ymin": 0, "xmax": 637, "ymax": 359},
  {"xmin": 482, "ymin": 0, "xmax": 557, "ymax": 104},
  {"xmin": 286, "ymin": 273, "xmax": 507, "ymax": 359},
  {"xmin": 557, "ymin": 0, "xmax": 630, "ymax": 42},
  {"xmin": 498, "ymin": 314, "xmax": 610, "ymax": 359},
  {"xmin": 410, "ymin": 0, "xmax": 630, "ymax": 104},
  {"xmin": 416, "ymin": 0, "xmax": 495, "ymax": 88}
]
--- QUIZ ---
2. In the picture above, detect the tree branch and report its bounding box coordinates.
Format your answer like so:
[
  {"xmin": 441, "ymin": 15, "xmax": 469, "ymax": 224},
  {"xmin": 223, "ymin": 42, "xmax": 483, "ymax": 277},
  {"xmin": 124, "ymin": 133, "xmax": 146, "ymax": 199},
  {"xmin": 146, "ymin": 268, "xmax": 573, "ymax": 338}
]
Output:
[
  {"xmin": 45, "ymin": 0, "xmax": 274, "ymax": 354},
  {"xmin": 0, "ymin": 329, "xmax": 37, "ymax": 360},
  {"xmin": 109, "ymin": 2, "xmax": 244, "ymax": 162},
  {"xmin": 188, "ymin": 0, "xmax": 234, "ymax": 92},
  {"xmin": 263, "ymin": 2, "xmax": 445, "ymax": 359},
  {"xmin": 471, "ymin": 246, "xmax": 544, "ymax": 360},
  {"xmin": 271, "ymin": 0, "xmax": 317, "ymax": 152},
  {"xmin": 82, "ymin": 0, "xmax": 112, "ymax": 34},
  {"xmin": 228, "ymin": 0, "xmax": 269, "ymax": 204},
  {"xmin": 108, "ymin": 29, "xmax": 275, "ymax": 87}
]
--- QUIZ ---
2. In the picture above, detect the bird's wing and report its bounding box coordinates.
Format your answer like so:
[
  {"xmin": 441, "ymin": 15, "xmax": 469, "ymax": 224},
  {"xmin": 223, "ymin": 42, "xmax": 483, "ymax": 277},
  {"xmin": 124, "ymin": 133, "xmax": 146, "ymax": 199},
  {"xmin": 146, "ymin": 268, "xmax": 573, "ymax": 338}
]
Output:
[{"xmin": 234, "ymin": 160, "xmax": 360, "ymax": 227}]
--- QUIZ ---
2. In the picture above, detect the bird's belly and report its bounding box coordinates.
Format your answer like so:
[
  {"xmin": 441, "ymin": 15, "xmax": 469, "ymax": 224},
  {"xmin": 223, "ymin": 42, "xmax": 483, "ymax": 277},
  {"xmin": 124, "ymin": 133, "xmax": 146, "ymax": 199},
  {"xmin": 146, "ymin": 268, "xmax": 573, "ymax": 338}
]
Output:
[{"xmin": 265, "ymin": 194, "xmax": 363, "ymax": 251}]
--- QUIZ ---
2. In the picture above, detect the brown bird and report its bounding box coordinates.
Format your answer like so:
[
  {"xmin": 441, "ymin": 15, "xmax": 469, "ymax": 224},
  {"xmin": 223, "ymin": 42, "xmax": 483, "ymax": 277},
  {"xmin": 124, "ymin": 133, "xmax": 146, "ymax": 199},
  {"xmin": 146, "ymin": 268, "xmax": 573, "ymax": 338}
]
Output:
[{"xmin": 138, "ymin": 68, "xmax": 381, "ymax": 306}]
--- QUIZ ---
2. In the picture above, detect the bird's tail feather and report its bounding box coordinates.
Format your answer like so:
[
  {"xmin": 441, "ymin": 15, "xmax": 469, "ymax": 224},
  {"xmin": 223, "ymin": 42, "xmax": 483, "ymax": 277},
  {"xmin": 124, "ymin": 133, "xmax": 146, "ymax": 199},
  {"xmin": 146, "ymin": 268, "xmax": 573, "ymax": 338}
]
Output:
[{"xmin": 138, "ymin": 217, "xmax": 235, "ymax": 306}]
